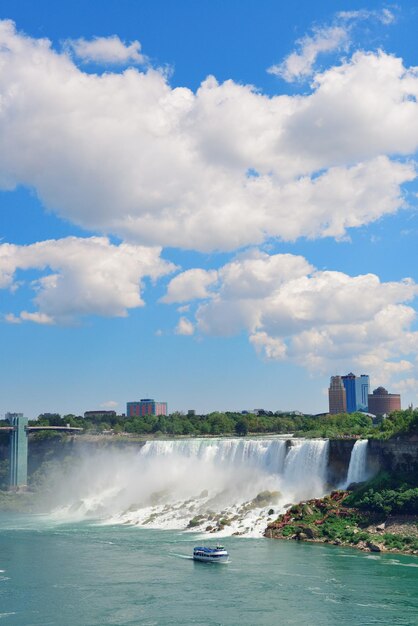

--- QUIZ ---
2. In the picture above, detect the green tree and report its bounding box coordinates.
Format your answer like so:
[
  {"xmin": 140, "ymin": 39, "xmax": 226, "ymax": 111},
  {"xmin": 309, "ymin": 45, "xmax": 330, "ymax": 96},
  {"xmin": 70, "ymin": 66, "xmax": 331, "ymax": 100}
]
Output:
[{"xmin": 235, "ymin": 418, "xmax": 249, "ymax": 436}]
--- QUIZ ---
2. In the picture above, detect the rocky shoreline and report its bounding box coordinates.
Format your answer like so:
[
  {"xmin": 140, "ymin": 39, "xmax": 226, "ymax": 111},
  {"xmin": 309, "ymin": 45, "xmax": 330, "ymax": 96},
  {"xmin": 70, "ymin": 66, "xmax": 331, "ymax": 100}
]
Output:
[{"xmin": 264, "ymin": 491, "xmax": 418, "ymax": 556}]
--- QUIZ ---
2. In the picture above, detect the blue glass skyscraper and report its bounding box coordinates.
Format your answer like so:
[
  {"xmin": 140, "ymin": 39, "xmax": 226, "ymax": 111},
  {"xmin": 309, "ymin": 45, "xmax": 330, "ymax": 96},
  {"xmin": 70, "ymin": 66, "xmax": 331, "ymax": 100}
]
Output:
[{"xmin": 342, "ymin": 373, "xmax": 369, "ymax": 412}]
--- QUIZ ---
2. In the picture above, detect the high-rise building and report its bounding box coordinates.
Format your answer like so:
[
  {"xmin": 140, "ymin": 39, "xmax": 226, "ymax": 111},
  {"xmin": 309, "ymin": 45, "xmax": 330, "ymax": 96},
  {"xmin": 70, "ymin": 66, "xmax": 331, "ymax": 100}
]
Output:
[
  {"xmin": 368, "ymin": 387, "xmax": 401, "ymax": 416},
  {"xmin": 342, "ymin": 373, "xmax": 369, "ymax": 412},
  {"xmin": 328, "ymin": 376, "xmax": 347, "ymax": 414},
  {"xmin": 126, "ymin": 399, "xmax": 168, "ymax": 417}
]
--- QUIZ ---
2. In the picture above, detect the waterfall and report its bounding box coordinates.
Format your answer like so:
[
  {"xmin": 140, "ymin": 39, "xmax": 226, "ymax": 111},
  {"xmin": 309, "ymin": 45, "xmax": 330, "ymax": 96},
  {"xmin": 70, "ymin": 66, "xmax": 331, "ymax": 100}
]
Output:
[
  {"xmin": 139, "ymin": 437, "xmax": 288, "ymax": 474},
  {"xmin": 283, "ymin": 439, "xmax": 329, "ymax": 500},
  {"xmin": 344, "ymin": 440, "xmax": 369, "ymax": 487},
  {"xmin": 49, "ymin": 436, "xmax": 331, "ymax": 537}
]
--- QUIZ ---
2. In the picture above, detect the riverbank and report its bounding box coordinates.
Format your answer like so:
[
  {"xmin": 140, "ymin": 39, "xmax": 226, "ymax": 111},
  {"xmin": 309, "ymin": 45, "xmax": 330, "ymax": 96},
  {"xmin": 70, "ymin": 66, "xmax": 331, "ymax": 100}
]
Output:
[{"xmin": 264, "ymin": 489, "xmax": 418, "ymax": 555}]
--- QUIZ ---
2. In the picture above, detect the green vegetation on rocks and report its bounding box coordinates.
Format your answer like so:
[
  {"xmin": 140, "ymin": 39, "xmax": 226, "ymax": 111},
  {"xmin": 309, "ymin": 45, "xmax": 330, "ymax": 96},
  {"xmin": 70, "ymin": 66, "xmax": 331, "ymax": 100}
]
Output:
[{"xmin": 265, "ymin": 473, "xmax": 418, "ymax": 555}]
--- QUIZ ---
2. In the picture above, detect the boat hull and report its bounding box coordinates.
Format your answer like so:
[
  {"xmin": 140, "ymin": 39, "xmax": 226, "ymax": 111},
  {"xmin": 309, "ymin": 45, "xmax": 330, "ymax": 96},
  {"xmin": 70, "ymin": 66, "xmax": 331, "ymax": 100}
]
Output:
[
  {"xmin": 193, "ymin": 547, "xmax": 229, "ymax": 563},
  {"xmin": 193, "ymin": 553, "xmax": 229, "ymax": 563}
]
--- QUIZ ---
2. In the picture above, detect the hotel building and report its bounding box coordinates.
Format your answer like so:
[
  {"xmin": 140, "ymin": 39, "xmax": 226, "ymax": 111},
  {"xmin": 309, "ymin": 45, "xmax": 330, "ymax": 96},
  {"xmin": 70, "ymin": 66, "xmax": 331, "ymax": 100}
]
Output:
[
  {"xmin": 368, "ymin": 387, "xmax": 401, "ymax": 416},
  {"xmin": 328, "ymin": 376, "xmax": 347, "ymax": 414},
  {"xmin": 126, "ymin": 399, "xmax": 168, "ymax": 417}
]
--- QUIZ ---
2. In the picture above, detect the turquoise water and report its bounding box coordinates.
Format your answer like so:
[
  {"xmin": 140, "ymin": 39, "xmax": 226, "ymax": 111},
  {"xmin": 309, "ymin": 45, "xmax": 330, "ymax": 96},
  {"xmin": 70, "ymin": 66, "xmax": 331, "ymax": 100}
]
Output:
[{"xmin": 1, "ymin": 514, "xmax": 418, "ymax": 625}]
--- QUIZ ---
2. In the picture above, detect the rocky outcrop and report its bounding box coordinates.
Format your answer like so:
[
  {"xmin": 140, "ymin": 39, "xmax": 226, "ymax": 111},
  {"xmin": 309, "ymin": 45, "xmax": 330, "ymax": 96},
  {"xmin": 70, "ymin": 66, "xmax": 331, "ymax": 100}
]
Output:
[
  {"xmin": 327, "ymin": 439, "xmax": 418, "ymax": 485},
  {"xmin": 265, "ymin": 491, "xmax": 418, "ymax": 555},
  {"xmin": 327, "ymin": 440, "xmax": 356, "ymax": 484},
  {"xmin": 367, "ymin": 439, "xmax": 418, "ymax": 475}
]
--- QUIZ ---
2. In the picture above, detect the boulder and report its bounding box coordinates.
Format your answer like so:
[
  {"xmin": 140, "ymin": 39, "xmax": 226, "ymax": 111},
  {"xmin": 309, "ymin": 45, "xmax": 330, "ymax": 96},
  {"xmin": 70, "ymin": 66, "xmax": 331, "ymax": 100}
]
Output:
[
  {"xmin": 367, "ymin": 541, "xmax": 383, "ymax": 552},
  {"xmin": 300, "ymin": 526, "xmax": 316, "ymax": 539}
]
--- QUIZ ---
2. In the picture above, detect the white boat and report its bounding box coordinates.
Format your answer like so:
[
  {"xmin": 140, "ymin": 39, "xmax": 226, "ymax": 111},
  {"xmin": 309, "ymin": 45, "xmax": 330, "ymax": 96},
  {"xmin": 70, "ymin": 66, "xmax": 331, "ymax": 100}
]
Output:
[{"xmin": 193, "ymin": 544, "xmax": 229, "ymax": 563}]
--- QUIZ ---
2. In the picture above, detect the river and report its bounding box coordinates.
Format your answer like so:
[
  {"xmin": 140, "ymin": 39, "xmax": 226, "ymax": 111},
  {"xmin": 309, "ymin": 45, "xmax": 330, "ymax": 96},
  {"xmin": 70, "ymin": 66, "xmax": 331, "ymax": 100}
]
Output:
[{"xmin": 1, "ymin": 513, "xmax": 418, "ymax": 625}]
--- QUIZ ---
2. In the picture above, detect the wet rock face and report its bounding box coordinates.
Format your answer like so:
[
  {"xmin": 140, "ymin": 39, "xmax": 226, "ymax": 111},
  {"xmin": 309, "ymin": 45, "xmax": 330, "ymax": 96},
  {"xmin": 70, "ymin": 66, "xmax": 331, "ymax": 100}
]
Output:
[
  {"xmin": 327, "ymin": 439, "xmax": 418, "ymax": 486},
  {"xmin": 367, "ymin": 440, "xmax": 418, "ymax": 474},
  {"xmin": 327, "ymin": 440, "xmax": 356, "ymax": 485}
]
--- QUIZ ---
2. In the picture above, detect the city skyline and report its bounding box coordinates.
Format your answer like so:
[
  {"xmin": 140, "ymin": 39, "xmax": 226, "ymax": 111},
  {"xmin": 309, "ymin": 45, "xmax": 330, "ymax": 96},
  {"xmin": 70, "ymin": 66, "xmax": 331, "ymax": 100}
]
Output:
[{"xmin": 1, "ymin": 1, "xmax": 418, "ymax": 418}]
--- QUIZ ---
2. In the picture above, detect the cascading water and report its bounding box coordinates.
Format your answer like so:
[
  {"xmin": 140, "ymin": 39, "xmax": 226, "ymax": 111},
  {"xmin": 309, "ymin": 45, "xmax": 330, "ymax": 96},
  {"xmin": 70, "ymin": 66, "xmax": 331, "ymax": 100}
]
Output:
[
  {"xmin": 283, "ymin": 439, "xmax": 329, "ymax": 500},
  {"xmin": 48, "ymin": 437, "xmax": 331, "ymax": 537},
  {"xmin": 344, "ymin": 439, "xmax": 369, "ymax": 488},
  {"xmin": 140, "ymin": 437, "xmax": 288, "ymax": 474}
]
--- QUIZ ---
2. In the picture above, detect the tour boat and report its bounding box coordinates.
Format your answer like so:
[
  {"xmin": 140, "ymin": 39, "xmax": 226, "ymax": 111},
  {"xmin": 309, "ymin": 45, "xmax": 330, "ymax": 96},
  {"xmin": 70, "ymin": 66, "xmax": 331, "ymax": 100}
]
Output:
[{"xmin": 193, "ymin": 544, "xmax": 229, "ymax": 563}]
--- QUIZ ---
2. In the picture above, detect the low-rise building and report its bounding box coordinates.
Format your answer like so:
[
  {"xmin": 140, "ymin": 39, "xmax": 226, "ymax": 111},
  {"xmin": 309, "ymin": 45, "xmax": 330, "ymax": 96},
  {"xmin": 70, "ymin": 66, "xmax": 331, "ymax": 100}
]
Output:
[{"xmin": 84, "ymin": 410, "xmax": 116, "ymax": 419}]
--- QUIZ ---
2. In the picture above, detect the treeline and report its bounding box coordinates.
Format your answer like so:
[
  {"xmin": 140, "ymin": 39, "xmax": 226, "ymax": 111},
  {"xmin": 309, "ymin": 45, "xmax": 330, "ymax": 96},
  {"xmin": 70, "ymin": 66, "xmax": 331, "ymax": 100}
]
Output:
[
  {"xmin": 1, "ymin": 407, "xmax": 417, "ymax": 439},
  {"xmin": 26, "ymin": 411, "xmax": 307, "ymax": 437}
]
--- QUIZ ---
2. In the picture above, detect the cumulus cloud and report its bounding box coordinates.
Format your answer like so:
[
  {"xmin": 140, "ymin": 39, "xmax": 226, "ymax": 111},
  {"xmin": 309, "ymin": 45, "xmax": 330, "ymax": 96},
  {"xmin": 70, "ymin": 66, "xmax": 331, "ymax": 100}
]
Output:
[
  {"xmin": 0, "ymin": 21, "xmax": 416, "ymax": 251},
  {"xmin": 175, "ymin": 317, "xmax": 195, "ymax": 336},
  {"xmin": 0, "ymin": 237, "xmax": 175, "ymax": 324},
  {"xmin": 66, "ymin": 35, "xmax": 145, "ymax": 64},
  {"xmin": 162, "ymin": 269, "xmax": 218, "ymax": 303},
  {"xmin": 164, "ymin": 251, "xmax": 418, "ymax": 383}
]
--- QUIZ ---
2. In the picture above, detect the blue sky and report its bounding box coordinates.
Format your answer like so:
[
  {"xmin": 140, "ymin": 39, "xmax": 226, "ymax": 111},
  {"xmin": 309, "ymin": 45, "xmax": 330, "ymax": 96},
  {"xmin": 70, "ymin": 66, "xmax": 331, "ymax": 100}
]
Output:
[{"xmin": 1, "ymin": 0, "xmax": 418, "ymax": 417}]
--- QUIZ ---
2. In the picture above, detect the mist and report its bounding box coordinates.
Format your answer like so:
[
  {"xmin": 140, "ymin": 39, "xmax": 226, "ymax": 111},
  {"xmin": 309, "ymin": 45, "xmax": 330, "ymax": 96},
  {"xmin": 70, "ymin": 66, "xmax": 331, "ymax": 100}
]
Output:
[{"xmin": 37, "ymin": 437, "xmax": 330, "ymax": 537}]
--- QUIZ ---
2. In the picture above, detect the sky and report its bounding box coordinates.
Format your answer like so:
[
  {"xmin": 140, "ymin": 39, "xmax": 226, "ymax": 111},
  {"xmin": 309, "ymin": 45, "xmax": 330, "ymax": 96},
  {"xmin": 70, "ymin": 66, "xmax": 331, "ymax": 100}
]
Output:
[{"xmin": 1, "ymin": 0, "xmax": 418, "ymax": 418}]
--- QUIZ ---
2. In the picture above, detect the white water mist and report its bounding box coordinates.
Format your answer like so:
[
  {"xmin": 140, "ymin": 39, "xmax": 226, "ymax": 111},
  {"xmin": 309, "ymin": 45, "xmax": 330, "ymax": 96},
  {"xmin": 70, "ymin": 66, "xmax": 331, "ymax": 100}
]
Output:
[{"xmin": 46, "ymin": 437, "xmax": 331, "ymax": 537}]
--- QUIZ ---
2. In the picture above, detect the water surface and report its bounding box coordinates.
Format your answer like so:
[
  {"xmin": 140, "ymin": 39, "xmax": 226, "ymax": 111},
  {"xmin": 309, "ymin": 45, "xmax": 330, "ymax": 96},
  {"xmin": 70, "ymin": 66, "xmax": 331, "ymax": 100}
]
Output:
[{"xmin": 1, "ymin": 513, "xmax": 418, "ymax": 625}]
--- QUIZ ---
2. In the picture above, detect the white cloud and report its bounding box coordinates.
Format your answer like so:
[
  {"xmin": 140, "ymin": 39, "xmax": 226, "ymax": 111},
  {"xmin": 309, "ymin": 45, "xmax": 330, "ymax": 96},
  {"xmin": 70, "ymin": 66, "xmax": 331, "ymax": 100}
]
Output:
[
  {"xmin": 100, "ymin": 400, "xmax": 119, "ymax": 409},
  {"xmin": 337, "ymin": 9, "xmax": 396, "ymax": 26},
  {"xmin": 66, "ymin": 35, "xmax": 145, "ymax": 64},
  {"xmin": 268, "ymin": 26, "xmax": 348, "ymax": 82},
  {"xmin": 269, "ymin": 9, "xmax": 396, "ymax": 82},
  {"xmin": 0, "ymin": 21, "xmax": 416, "ymax": 251},
  {"xmin": 20, "ymin": 311, "xmax": 54, "ymax": 325},
  {"xmin": 162, "ymin": 269, "xmax": 218, "ymax": 303},
  {"xmin": 392, "ymin": 377, "xmax": 418, "ymax": 394},
  {"xmin": 0, "ymin": 237, "xmax": 175, "ymax": 324},
  {"xmin": 4, "ymin": 313, "xmax": 21, "ymax": 324},
  {"xmin": 175, "ymin": 317, "xmax": 195, "ymax": 335},
  {"xmin": 164, "ymin": 251, "xmax": 418, "ymax": 384},
  {"xmin": 249, "ymin": 332, "xmax": 287, "ymax": 360}
]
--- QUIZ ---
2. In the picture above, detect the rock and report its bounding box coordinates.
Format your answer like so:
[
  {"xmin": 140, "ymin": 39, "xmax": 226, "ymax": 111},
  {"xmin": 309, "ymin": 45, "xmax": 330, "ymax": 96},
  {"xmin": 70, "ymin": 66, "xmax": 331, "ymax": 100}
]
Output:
[
  {"xmin": 298, "ymin": 532, "xmax": 308, "ymax": 540},
  {"xmin": 205, "ymin": 525, "xmax": 213, "ymax": 532},
  {"xmin": 300, "ymin": 526, "xmax": 316, "ymax": 539},
  {"xmin": 253, "ymin": 491, "xmax": 281, "ymax": 506},
  {"xmin": 200, "ymin": 489, "xmax": 209, "ymax": 498},
  {"xmin": 367, "ymin": 541, "xmax": 383, "ymax": 552},
  {"xmin": 375, "ymin": 523, "xmax": 386, "ymax": 531},
  {"xmin": 292, "ymin": 525, "xmax": 316, "ymax": 539}
]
